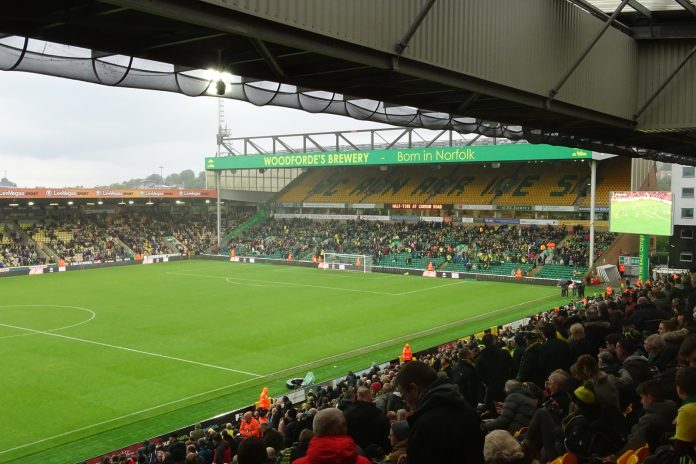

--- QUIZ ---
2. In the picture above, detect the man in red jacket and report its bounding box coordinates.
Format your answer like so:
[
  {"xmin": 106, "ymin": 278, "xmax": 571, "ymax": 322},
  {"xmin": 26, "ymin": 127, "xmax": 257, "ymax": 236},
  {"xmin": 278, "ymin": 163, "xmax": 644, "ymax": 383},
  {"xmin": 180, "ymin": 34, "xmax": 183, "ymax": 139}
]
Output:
[{"xmin": 294, "ymin": 408, "xmax": 370, "ymax": 464}]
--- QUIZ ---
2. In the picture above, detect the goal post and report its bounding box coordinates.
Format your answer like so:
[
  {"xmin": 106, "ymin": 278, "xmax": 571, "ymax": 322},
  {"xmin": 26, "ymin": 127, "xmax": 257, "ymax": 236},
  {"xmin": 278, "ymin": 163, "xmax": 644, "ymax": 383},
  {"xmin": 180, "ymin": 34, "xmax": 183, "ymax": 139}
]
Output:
[{"xmin": 322, "ymin": 253, "xmax": 373, "ymax": 273}]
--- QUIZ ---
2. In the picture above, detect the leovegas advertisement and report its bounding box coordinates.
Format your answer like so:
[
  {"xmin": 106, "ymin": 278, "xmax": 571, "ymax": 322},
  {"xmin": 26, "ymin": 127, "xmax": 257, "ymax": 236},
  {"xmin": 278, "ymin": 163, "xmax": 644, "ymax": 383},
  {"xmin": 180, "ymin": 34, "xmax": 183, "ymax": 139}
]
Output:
[{"xmin": 0, "ymin": 188, "xmax": 217, "ymax": 199}]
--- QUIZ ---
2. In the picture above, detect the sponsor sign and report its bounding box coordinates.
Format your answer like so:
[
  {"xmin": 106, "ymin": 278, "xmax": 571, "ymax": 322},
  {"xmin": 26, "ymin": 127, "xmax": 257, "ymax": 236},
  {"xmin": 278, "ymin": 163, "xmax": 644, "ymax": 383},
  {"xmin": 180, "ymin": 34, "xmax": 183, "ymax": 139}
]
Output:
[
  {"xmin": 302, "ymin": 202, "xmax": 345, "ymax": 208},
  {"xmin": 206, "ymin": 144, "xmax": 591, "ymax": 170},
  {"xmin": 351, "ymin": 203, "xmax": 377, "ymax": 209},
  {"xmin": 496, "ymin": 205, "xmax": 532, "ymax": 211},
  {"xmin": 534, "ymin": 205, "xmax": 577, "ymax": 212},
  {"xmin": 0, "ymin": 188, "xmax": 216, "ymax": 200},
  {"xmin": 420, "ymin": 216, "xmax": 444, "ymax": 223},
  {"xmin": 484, "ymin": 218, "xmax": 520, "ymax": 224},
  {"xmin": 391, "ymin": 204, "xmax": 443, "ymax": 210},
  {"xmin": 454, "ymin": 204, "xmax": 494, "ymax": 210},
  {"xmin": 451, "ymin": 272, "xmax": 460, "ymax": 279},
  {"xmin": 519, "ymin": 219, "xmax": 559, "ymax": 225}
]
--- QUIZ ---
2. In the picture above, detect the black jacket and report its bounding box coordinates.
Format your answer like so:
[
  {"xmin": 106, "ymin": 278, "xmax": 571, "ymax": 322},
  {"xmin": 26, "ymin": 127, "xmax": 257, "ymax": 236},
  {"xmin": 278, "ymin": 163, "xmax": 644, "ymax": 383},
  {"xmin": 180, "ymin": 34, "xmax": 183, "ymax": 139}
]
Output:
[
  {"xmin": 343, "ymin": 400, "xmax": 391, "ymax": 451},
  {"xmin": 406, "ymin": 375, "xmax": 485, "ymax": 464},
  {"xmin": 448, "ymin": 358, "xmax": 481, "ymax": 408},
  {"xmin": 476, "ymin": 344, "xmax": 514, "ymax": 391},
  {"xmin": 517, "ymin": 342, "xmax": 545, "ymax": 388},
  {"xmin": 539, "ymin": 338, "xmax": 573, "ymax": 379}
]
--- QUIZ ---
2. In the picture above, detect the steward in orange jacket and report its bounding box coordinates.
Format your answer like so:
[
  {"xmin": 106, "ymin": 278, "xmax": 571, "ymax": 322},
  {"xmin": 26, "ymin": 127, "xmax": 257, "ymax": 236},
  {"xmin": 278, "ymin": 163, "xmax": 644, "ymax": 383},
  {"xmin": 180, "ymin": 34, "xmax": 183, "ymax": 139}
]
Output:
[{"xmin": 239, "ymin": 411, "xmax": 261, "ymax": 438}]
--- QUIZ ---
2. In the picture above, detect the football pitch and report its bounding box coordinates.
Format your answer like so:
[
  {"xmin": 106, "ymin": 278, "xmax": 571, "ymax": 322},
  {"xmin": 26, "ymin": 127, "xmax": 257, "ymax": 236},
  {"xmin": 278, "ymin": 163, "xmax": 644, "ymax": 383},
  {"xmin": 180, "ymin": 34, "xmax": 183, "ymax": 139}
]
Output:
[
  {"xmin": 0, "ymin": 260, "xmax": 569, "ymax": 463},
  {"xmin": 610, "ymin": 198, "xmax": 672, "ymax": 236}
]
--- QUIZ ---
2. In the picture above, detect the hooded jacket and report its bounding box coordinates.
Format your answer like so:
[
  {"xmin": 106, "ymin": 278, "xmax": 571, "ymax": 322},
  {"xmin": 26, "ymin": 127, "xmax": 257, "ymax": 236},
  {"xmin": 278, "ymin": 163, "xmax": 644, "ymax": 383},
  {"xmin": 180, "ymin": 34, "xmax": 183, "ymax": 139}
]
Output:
[
  {"xmin": 619, "ymin": 400, "xmax": 678, "ymax": 453},
  {"xmin": 293, "ymin": 435, "xmax": 370, "ymax": 464},
  {"xmin": 484, "ymin": 384, "xmax": 538, "ymax": 433},
  {"xmin": 406, "ymin": 375, "xmax": 485, "ymax": 464}
]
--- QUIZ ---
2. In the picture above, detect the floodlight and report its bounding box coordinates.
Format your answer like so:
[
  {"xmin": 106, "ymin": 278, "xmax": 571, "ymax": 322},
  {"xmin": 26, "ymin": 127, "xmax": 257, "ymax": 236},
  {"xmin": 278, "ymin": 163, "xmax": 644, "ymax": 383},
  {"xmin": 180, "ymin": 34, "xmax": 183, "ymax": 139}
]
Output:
[
  {"xmin": 67, "ymin": 201, "xmax": 74, "ymax": 205},
  {"xmin": 27, "ymin": 201, "xmax": 34, "ymax": 206}
]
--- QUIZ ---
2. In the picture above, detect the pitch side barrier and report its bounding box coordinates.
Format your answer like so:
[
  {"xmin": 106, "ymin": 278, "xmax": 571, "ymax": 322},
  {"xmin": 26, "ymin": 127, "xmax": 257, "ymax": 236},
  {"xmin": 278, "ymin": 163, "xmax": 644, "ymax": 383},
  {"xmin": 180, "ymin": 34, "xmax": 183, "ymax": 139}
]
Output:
[
  {"xmin": 199, "ymin": 254, "xmax": 559, "ymax": 287},
  {"xmin": 0, "ymin": 255, "xmax": 188, "ymax": 278},
  {"xmin": 81, "ymin": 254, "xmax": 548, "ymax": 463}
]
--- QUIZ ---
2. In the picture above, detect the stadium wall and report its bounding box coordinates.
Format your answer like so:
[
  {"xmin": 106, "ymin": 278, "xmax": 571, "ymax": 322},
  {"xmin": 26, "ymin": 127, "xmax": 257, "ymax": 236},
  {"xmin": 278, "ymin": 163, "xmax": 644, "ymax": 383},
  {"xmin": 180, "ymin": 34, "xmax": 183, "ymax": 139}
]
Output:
[{"xmin": 0, "ymin": 255, "xmax": 188, "ymax": 278}]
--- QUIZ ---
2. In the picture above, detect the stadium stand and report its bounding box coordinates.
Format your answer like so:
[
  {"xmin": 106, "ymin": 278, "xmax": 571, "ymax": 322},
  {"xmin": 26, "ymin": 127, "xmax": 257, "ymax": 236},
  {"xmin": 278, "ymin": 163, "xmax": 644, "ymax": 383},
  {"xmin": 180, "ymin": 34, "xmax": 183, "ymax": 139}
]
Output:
[
  {"xmin": 86, "ymin": 269, "xmax": 696, "ymax": 464},
  {"xmin": 0, "ymin": 209, "xmax": 255, "ymax": 267},
  {"xmin": 273, "ymin": 160, "xmax": 630, "ymax": 208},
  {"xmin": 228, "ymin": 219, "xmax": 615, "ymax": 277},
  {"xmin": 578, "ymin": 157, "xmax": 632, "ymax": 207}
]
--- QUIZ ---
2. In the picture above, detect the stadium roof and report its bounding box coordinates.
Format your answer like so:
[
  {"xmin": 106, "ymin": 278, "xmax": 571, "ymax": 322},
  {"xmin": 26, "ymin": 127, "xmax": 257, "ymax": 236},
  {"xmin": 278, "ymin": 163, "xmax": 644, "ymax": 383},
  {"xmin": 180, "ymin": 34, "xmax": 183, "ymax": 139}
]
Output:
[{"xmin": 3, "ymin": 1, "xmax": 696, "ymax": 165}]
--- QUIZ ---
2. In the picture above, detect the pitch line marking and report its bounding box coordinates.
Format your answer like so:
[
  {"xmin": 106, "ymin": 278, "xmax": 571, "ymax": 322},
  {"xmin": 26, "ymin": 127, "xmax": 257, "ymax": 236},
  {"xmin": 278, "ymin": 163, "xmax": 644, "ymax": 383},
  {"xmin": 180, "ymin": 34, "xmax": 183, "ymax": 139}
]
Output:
[
  {"xmin": 0, "ymin": 291, "xmax": 558, "ymax": 456},
  {"xmin": 0, "ymin": 304, "xmax": 96, "ymax": 339},
  {"xmin": 0, "ymin": 323, "xmax": 262, "ymax": 378},
  {"xmin": 0, "ymin": 377, "xmax": 260, "ymax": 456},
  {"xmin": 170, "ymin": 271, "xmax": 464, "ymax": 296}
]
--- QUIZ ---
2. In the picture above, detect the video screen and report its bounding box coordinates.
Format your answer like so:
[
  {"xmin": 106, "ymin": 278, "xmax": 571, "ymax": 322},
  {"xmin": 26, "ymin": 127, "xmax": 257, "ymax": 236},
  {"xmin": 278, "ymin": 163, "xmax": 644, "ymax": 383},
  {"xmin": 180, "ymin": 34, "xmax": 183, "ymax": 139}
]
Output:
[{"xmin": 609, "ymin": 191, "xmax": 673, "ymax": 236}]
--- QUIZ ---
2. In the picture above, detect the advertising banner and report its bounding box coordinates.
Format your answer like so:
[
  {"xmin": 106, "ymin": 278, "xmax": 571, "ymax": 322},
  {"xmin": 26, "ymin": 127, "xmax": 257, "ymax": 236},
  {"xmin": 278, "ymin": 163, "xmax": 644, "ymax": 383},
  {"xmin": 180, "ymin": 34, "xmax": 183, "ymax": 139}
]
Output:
[
  {"xmin": 0, "ymin": 188, "xmax": 216, "ymax": 199},
  {"xmin": 205, "ymin": 144, "xmax": 591, "ymax": 170}
]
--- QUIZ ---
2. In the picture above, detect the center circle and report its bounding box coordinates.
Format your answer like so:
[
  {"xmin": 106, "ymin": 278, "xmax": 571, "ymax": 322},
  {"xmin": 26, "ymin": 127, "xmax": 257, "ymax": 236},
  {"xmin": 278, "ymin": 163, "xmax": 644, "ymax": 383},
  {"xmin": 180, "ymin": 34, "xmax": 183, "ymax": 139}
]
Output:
[{"xmin": 0, "ymin": 305, "xmax": 96, "ymax": 339}]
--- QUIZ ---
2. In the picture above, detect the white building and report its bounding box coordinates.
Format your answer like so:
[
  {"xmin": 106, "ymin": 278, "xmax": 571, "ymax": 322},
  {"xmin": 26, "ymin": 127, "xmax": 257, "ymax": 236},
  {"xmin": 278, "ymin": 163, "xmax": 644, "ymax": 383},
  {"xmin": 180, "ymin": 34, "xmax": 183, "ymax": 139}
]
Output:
[{"xmin": 670, "ymin": 164, "xmax": 696, "ymax": 267}]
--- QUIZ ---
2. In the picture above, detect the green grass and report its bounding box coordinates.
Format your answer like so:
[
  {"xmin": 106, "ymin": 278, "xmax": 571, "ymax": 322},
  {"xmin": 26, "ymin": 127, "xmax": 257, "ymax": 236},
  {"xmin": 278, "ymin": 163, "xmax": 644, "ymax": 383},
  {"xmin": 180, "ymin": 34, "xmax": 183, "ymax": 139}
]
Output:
[
  {"xmin": 0, "ymin": 260, "xmax": 571, "ymax": 463},
  {"xmin": 610, "ymin": 198, "xmax": 672, "ymax": 236}
]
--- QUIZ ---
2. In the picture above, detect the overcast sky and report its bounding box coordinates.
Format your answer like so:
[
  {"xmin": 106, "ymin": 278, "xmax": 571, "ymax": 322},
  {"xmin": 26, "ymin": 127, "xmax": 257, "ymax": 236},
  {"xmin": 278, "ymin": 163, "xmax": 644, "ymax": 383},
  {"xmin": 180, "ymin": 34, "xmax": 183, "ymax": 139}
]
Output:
[{"xmin": 0, "ymin": 70, "xmax": 392, "ymax": 188}]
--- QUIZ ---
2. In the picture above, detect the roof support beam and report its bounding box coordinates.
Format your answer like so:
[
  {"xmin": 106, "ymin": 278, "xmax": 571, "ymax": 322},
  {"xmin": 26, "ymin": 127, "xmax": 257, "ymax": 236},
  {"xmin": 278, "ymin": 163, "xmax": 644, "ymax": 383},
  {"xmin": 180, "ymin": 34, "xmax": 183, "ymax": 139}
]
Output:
[
  {"xmin": 627, "ymin": 0, "xmax": 652, "ymax": 20},
  {"xmin": 549, "ymin": 0, "xmax": 630, "ymax": 101},
  {"xmin": 564, "ymin": 0, "xmax": 633, "ymax": 34},
  {"xmin": 251, "ymin": 38, "xmax": 286, "ymax": 81},
  {"xmin": 675, "ymin": 0, "xmax": 696, "ymax": 17},
  {"xmin": 395, "ymin": 0, "xmax": 437, "ymax": 55},
  {"xmin": 634, "ymin": 42, "xmax": 696, "ymax": 120}
]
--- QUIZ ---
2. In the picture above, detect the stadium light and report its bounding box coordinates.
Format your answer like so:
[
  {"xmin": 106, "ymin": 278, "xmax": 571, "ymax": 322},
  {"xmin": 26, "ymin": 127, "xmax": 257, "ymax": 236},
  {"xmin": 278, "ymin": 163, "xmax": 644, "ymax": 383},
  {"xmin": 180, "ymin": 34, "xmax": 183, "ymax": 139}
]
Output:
[
  {"xmin": 146, "ymin": 200, "xmax": 154, "ymax": 205},
  {"xmin": 175, "ymin": 200, "xmax": 184, "ymax": 205},
  {"xmin": 97, "ymin": 201, "xmax": 103, "ymax": 205},
  {"xmin": 67, "ymin": 201, "xmax": 74, "ymax": 205},
  {"xmin": 205, "ymin": 199, "xmax": 210, "ymax": 204},
  {"xmin": 118, "ymin": 201, "xmax": 126, "ymax": 205},
  {"xmin": 27, "ymin": 201, "xmax": 34, "ymax": 206},
  {"xmin": 9, "ymin": 203, "xmax": 19, "ymax": 207},
  {"xmin": 49, "ymin": 202, "xmax": 59, "ymax": 206},
  {"xmin": 128, "ymin": 200, "xmax": 134, "ymax": 205}
]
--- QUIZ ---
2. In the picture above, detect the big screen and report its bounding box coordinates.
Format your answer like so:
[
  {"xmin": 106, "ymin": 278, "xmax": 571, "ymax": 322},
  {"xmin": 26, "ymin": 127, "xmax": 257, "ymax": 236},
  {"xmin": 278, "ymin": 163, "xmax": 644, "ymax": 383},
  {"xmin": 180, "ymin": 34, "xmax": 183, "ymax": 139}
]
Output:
[{"xmin": 609, "ymin": 191, "xmax": 673, "ymax": 236}]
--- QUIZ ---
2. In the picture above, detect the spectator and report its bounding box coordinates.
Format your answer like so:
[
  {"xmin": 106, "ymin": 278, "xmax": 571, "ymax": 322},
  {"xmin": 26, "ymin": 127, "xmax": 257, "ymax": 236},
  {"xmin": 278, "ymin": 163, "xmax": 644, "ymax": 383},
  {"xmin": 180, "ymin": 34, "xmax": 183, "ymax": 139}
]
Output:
[
  {"xmin": 673, "ymin": 367, "xmax": 696, "ymax": 457},
  {"xmin": 616, "ymin": 379, "xmax": 677, "ymax": 455},
  {"xmin": 483, "ymin": 380, "xmax": 538, "ymax": 434},
  {"xmin": 388, "ymin": 421, "xmax": 409, "ymax": 464},
  {"xmin": 394, "ymin": 360, "xmax": 484, "ymax": 464},
  {"xmin": 240, "ymin": 411, "xmax": 261, "ymax": 439},
  {"xmin": 237, "ymin": 437, "xmax": 272, "ymax": 464},
  {"xmin": 342, "ymin": 386, "xmax": 390, "ymax": 452},
  {"xmin": 293, "ymin": 408, "xmax": 369, "ymax": 464},
  {"xmin": 476, "ymin": 334, "xmax": 514, "ymax": 417}
]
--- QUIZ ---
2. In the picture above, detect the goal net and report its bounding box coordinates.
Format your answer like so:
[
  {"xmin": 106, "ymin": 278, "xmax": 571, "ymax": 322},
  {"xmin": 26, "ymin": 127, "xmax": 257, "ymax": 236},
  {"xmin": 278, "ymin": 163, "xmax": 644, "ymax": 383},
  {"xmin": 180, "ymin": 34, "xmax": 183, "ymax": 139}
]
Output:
[{"xmin": 322, "ymin": 253, "xmax": 373, "ymax": 273}]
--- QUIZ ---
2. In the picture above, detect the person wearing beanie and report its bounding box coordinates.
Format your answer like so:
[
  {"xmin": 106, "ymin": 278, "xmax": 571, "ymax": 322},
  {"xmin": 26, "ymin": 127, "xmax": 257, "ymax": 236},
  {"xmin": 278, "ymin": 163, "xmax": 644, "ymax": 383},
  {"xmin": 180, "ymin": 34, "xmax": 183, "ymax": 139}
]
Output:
[
  {"xmin": 560, "ymin": 382, "xmax": 626, "ymax": 457},
  {"xmin": 388, "ymin": 421, "xmax": 409, "ymax": 464}
]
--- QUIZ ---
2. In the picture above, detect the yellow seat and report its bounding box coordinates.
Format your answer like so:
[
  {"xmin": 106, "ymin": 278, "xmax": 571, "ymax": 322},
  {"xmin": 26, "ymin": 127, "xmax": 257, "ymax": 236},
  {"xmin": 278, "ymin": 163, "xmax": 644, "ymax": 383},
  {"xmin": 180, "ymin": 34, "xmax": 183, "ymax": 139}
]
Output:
[
  {"xmin": 616, "ymin": 449, "xmax": 634, "ymax": 464},
  {"xmin": 626, "ymin": 445, "xmax": 650, "ymax": 464}
]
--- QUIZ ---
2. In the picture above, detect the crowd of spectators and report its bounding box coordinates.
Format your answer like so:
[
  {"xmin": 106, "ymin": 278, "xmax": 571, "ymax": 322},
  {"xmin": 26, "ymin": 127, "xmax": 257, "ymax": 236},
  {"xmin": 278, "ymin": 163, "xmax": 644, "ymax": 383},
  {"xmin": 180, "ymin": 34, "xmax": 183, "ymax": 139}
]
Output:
[
  {"xmin": 0, "ymin": 227, "xmax": 41, "ymax": 267},
  {"xmin": 0, "ymin": 209, "xmax": 255, "ymax": 267},
  {"xmin": 229, "ymin": 219, "xmax": 615, "ymax": 272},
  {"xmin": 98, "ymin": 270, "xmax": 696, "ymax": 464},
  {"xmin": 554, "ymin": 225, "xmax": 617, "ymax": 268}
]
